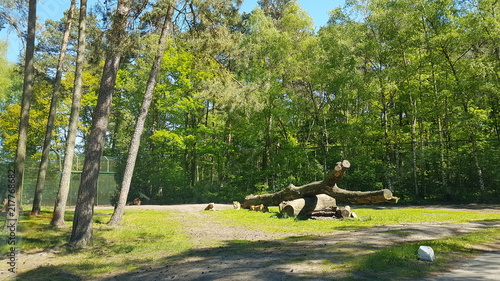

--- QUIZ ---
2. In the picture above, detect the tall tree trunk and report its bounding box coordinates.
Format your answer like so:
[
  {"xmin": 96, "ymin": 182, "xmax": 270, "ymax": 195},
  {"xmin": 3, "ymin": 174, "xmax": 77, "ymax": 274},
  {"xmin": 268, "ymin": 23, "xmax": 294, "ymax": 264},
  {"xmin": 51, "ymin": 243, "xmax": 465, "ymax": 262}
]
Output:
[
  {"xmin": 69, "ymin": 0, "xmax": 130, "ymax": 248},
  {"xmin": 31, "ymin": 0, "xmax": 76, "ymax": 216},
  {"xmin": 402, "ymin": 46, "xmax": 420, "ymax": 199},
  {"xmin": 410, "ymin": 98, "xmax": 419, "ymax": 198},
  {"xmin": 108, "ymin": 3, "xmax": 174, "ymax": 226},
  {"xmin": 381, "ymin": 87, "xmax": 393, "ymax": 191},
  {"xmin": 262, "ymin": 112, "xmax": 272, "ymax": 187},
  {"xmin": 3, "ymin": 0, "xmax": 36, "ymax": 231},
  {"xmin": 51, "ymin": 0, "xmax": 86, "ymax": 227},
  {"xmin": 430, "ymin": 61, "xmax": 449, "ymax": 199},
  {"xmin": 472, "ymin": 140, "xmax": 486, "ymax": 196},
  {"xmin": 491, "ymin": 96, "xmax": 500, "ymax": 141}
]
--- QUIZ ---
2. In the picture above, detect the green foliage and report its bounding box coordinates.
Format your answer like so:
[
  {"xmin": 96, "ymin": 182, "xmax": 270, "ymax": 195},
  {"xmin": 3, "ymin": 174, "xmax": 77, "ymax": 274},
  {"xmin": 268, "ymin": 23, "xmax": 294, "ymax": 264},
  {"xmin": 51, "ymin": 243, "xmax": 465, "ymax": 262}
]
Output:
[
  {"xmin": 0, "ymin": 40, "xmax": 20, "ymax": 156},
  {"xmin": 0, "ymin": 77, "xmax": 69, "ymax": 157},
  {"xmin": 0, "ymin": 41, "xmax": 16, "ymax": 106},
  {"xmin": 5, "ymin": 0, "xmax": 500, "ymax": 206}
]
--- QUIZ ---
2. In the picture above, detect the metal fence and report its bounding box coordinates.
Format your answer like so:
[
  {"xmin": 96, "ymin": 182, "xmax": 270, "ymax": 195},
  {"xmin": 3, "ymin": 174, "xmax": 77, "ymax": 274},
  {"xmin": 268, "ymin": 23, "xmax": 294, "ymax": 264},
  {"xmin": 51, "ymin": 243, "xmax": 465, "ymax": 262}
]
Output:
[{"xmin": 10, "ymin": 154, "xmax": 118, "ymax": 206}]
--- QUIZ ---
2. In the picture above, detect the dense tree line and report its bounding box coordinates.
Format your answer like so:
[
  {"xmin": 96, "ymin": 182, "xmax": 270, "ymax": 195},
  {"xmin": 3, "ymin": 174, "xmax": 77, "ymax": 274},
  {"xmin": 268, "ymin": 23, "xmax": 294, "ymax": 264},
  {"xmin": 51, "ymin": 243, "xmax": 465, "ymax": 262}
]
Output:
[{"xmin": 1, "ymin": 0, "xmax": 500, "ymax": 222}]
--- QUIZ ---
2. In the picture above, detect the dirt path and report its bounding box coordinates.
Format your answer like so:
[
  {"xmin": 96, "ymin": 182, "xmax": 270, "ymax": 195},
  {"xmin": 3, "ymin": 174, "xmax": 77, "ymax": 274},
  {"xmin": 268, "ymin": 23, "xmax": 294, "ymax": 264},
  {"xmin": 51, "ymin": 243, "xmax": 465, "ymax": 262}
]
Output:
[
  {"xmin": 2, "ymin": 204, "xmax": 498, "ymax": 281},
  {"xmin": 98, "ymin": 204, "xmax": 500, "ymax": 281}
]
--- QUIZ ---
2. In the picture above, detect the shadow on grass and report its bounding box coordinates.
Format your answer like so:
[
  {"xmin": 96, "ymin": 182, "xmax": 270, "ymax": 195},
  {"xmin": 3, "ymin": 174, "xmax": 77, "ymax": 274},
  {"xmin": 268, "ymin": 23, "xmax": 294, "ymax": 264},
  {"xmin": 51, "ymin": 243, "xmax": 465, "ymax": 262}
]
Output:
[
  {"xmin": 16, "ymin": 266, "xmax": 83, "ymax": 281},
  {"xmin": 98, "ymin": 237, "xmax": 358, "ymax": 281},
  {"xmin": 102, "ymin": 220, "xmax": 500, "ymax": 281},
  {"xmin": 8, "ymin": 209, "xmax": 500, "ymax": 281},
  {"xmin": 13, "ymin": 235, "xmax": 494, "ymax": 281},
  {"xmin": 11, "ymin": 235, "xmax": 365, "ymax": 280}
]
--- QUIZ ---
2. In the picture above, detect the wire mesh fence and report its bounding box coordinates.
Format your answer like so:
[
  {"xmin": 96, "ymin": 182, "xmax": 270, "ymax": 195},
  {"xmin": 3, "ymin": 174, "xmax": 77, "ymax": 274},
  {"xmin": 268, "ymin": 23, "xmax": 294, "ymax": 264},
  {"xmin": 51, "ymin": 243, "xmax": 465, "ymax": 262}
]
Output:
[{"xmin": 10, "ymin": 154, "xmax": 118, "ymax": 206}]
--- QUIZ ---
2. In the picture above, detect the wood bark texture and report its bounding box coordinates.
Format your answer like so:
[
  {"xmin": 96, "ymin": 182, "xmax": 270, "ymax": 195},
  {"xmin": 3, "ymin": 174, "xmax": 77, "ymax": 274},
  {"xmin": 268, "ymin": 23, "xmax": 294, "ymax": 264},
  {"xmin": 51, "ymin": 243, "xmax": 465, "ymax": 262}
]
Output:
[
  {"xmin": 51, "ymin": 0, "xmax": 82, "ymax": 226},
  {"xmin": 32, "ymin": 0, "xmax": 77, "ymax": 216},
  {"xmin": 279, "ymin": 194, "xmax": 337, "ymax": 217},
  {"xmin": 4, "ymin": 0, "xmax": 36, "ymax": 232},
  {"xmin": 107, "ymin": 3, "xmax": 175, "ymax": 226},
  {"xmin": 69, "ymin": 0, "xmax": 131, "ymax": 248}
]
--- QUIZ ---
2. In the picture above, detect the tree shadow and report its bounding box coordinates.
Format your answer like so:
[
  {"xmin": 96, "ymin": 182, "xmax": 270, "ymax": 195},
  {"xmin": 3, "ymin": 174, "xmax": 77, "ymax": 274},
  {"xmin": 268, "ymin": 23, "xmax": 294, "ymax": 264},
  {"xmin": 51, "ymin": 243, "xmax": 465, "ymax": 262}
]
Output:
[
  {"xmin": 15, "ymin": 265, "xmax": 83, "ymax": 281},
  {"xmin": 99, "ymin": 235, "xmax": 373, "ymax": 281},
  {"xmin": 9, "ymin": 211, "xmax": 500, "ymax": 280},
  {"xmin": 10, "ymin": 236, "xmax": 351, "ymax": 280}
]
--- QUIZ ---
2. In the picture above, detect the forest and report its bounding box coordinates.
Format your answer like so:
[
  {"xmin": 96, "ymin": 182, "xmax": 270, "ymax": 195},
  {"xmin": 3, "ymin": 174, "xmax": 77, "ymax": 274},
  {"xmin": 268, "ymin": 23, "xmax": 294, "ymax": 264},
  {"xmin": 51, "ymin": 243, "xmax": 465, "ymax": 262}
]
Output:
[{"xmin": 1, "ymin": 0, "xmax": 500, "ymax": 217}]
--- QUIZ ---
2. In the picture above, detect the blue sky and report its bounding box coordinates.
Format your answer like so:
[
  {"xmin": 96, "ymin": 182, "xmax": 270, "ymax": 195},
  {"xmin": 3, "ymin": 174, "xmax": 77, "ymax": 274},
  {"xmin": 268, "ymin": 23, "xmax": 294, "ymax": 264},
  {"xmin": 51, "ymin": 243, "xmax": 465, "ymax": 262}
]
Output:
[{"xmin": 1, "ymin": 0, "xmax": 344, "ymax": 63}]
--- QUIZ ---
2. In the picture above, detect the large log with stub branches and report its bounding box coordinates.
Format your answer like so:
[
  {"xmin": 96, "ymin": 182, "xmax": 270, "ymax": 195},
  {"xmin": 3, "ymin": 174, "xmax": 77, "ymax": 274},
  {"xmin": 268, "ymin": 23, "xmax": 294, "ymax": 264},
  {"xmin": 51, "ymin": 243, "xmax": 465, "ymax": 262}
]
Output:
[{"xmin": 243, "ymin": 160, "xmax": 399, "ymax": 208}]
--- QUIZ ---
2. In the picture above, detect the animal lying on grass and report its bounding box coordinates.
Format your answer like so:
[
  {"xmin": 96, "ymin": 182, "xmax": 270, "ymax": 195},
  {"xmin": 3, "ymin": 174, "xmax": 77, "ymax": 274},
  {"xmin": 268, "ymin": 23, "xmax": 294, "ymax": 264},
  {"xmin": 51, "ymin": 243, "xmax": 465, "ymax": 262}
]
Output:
[
  {"xmin": 204, "ymin": 202, "xmax": 215, "ymax": 211},
  {"xmin": 126, "ymin": 198, "xmax": 141, "ymax": 205},
  {"xmin": 249, "ymin": 204, "xmax": 268, "ymax": 212}
]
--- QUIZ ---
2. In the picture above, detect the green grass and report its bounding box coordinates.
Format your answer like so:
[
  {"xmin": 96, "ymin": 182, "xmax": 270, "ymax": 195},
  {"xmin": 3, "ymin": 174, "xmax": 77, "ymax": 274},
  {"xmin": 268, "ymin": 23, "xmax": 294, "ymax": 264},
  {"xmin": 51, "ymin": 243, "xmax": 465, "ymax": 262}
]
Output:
[
  {"xmin": 342, "ymin": 227, "xmax": 500, "ymax": 280},
  {"xmin": 204, "ymin": 207, "xmax": 500, "ymax": 280},
  {"xmin": 1, "ymin": 206, "xmax": 499, "ymax": 280},
  {"xmin": 206, "ymin": 207, "xmax": 500, "ymax": 234},
  {"xmin": 1, "ymin": 208, "xmax": 192, "ymax": 279}
]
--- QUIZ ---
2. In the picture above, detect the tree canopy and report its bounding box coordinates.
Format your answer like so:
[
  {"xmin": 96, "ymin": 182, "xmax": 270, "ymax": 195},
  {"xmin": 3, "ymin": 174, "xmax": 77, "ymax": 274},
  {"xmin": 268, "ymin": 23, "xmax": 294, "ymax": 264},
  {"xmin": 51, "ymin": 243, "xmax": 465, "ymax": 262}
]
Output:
[{"xmin": 1, "ymin": 0, "xmax": 500, "ymax": 211}]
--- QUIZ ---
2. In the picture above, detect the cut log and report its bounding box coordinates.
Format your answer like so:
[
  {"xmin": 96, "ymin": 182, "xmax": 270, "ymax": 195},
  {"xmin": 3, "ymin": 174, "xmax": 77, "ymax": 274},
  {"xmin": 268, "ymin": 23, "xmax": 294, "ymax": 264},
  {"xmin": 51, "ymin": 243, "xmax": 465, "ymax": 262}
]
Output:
[
  {"xmin": 243, "ymin": 160, "xmax": 399, "ymax": 207},
  {"xmin": 279, "ymin": 194, "xmax": 337, "ymax": 217},
  {"xmin": 310, "ymin": 207, "xmax": 357, "ymax": 220},
  {"xmin": 335, "ymin": 205, "xmax": 351, "ymax": 218},
  {"xmin": 309, "ymin": 206, "xmax": 338, "ymax": 217},
  {"xmin": 325, "ymin": 186, "xmax": 398, "ymax": 204}
]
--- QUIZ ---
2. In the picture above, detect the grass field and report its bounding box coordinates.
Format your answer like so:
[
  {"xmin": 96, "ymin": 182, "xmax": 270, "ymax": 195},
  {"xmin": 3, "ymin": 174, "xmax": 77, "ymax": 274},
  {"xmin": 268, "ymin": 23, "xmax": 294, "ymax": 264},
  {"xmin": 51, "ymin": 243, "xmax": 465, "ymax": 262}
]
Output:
[
  {"xmin": 2, "ymin": 208, "xmax": 193, "ymax": 280},
  {"xmin": 209, "ymin": 206, "xmax": 500, "ymax": 234},
  {"xmin": 1, "ymin": 206, "xmax": 499, "ymax": 280}
]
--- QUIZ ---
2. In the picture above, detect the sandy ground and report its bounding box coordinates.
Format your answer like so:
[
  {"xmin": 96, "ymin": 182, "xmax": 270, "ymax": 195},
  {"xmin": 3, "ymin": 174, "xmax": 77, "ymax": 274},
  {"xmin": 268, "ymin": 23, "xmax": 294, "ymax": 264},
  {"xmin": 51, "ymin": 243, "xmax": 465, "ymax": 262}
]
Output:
[
  {"xmin": 419, "ymin": 251, "xmax": 500, "ymax": 281},
  {"xmin": 98, "ymin": 204, "xmax": 500, "ymax": 281},
  {"xmin": 1, "ymin": 204, "xmax": 499, "ymax": 281}
]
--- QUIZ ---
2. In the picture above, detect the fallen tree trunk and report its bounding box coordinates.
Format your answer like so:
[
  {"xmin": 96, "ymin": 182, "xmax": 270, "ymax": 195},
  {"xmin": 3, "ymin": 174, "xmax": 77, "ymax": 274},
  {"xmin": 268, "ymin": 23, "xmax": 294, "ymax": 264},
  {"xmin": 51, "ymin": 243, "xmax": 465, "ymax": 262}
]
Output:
[
  {"xmin": 243, "ymin": 160, "xmax": 399, "ymax": 207},
  {"xmin": 310, "ymin": 206, "xmax": 358, "ymax": 220},
  {"xmin": 279, "ymin": 194, "xmax": 337, "ymax": 217}
]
